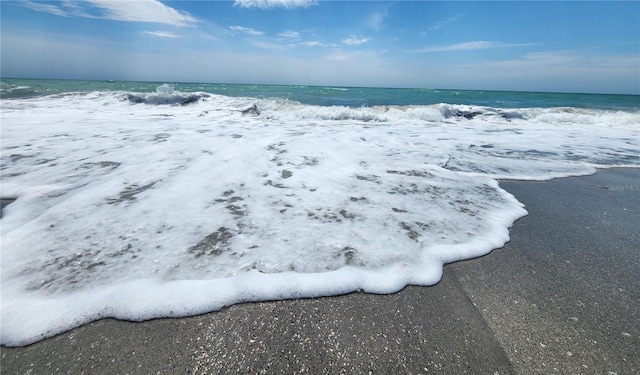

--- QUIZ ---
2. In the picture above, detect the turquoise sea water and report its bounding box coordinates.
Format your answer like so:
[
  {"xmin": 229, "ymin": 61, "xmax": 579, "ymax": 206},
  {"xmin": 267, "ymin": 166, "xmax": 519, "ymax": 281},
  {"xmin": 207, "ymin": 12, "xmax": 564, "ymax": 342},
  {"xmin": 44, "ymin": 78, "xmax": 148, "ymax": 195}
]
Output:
[{"xmin": 2, "ymin": 77, "xmax": 638, "ymax": 110}]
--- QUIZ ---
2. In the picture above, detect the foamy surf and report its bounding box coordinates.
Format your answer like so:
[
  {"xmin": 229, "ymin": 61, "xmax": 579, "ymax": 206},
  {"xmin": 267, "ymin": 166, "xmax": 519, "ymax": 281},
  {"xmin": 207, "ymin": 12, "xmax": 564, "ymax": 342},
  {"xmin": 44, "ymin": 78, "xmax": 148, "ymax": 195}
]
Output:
[{"xmin": 1, "ymin": 84, "xmax": 638, "ymax": 346}]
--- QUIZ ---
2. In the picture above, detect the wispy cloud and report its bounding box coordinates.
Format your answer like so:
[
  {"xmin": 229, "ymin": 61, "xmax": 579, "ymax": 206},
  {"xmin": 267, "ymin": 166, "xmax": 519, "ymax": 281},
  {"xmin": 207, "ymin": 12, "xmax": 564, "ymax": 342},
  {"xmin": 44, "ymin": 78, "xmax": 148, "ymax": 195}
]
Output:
[
  {"xmin": 20, "ymin": 1, "xmax": 70, "ymax": 17},
  {"xmin": 249, "ymin": 40, "xmax": 288, "ymax": 50},
  {"xmin": 422, "ymin": 41, "xmax": 496, "ymax": 52},
  {"xmin": 323, "ymin": 49, "xmax": 380, "ymax": 63},
  {"xmin": 427, "ymin": 14, "xmax": 461, "ymax": 32},
  {"xmin": 142, "ymin": 31, "xmax": 180, "ymax": 39},
  {"xmin": 234, "ymin": 0, "xmax": 317, "ymax": 10},
  {"xmin": 302, "ymin": 40, "xmax": 325, "ymax": 47},
  {"xmin": 87, "ymin": 0, "xmax": 197, "ymax": 26},
  {"xmin": 406, "ymin": 41, "xmax": 535, "ymax": 53},
  {"xmin": 342, "ymin": 35, "xmax": 370, "ymax": 46},
  {"xmin": 367, "ymin": 8, "xmax": 389, "ymax": 31},
  {"xmin": 229, "ymin": 25, "xmax": 265, "ymax": 36},
  {"xmin": 492, "ymin": 50, "xmax": 639, "ymax": 72},
  {"xmin": 19, "ymin": 0, "xmax": 198, "ymax": 27},
  {"xmin": 278, "ymin": 31, "xmax": 300, "ymax": 39},
  {"xmin": 324, "ymin": 53, "xmax": 349, "ymax": 61},
  {"xmin": 461, "ymin": 50, "xmax": 640, "ymax": 93}
]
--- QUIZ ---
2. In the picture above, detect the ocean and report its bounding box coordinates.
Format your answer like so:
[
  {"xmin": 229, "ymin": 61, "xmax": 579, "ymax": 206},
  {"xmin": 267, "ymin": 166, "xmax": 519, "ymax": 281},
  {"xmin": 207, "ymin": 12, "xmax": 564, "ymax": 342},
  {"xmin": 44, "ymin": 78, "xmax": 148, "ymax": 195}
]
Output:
[
  {"xmin": 3, "ymin": 77, "xmax": 639, "ymax": 109},
  {"xmin": 1, "ymin": 78, "xmax": 639, "ymax": 346}
]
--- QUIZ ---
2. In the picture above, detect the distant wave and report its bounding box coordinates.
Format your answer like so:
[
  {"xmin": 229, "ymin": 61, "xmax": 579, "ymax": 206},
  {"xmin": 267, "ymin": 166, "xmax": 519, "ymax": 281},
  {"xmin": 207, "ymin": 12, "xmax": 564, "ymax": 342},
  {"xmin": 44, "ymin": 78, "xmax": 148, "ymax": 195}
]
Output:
[
  {"xmin": 122, "ymin": 84, "xmax": 209, "ymax": 105},
  {"xmin": 123, "ymin": 92, "xmax": 208, "ymax": 105},
  {"xmin": 0, "ymin": 81, "xmax": 49, "ymax": 99},
  {"xmin": 247, "ymin": 99, "xmax": 640, "ymax": 128},
  {"xmin": 118, "ymin": 84, "xmax": 640, "ymax": 128},
  {"xmin": 3, "ymin": 82, "xmax": 638, "ymax": 129},
  {"xmin": 4, "ymin": 78, "xmax": 639, "ymax": 110}
]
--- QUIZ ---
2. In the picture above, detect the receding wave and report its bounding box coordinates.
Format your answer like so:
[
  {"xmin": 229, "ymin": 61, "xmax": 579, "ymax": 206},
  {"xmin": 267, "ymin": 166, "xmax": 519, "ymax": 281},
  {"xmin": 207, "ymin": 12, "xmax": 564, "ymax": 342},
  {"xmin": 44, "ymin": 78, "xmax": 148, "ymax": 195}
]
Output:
[{"xmin": 1, "ymin": 84, "xmax": 638, "ymax": 346}]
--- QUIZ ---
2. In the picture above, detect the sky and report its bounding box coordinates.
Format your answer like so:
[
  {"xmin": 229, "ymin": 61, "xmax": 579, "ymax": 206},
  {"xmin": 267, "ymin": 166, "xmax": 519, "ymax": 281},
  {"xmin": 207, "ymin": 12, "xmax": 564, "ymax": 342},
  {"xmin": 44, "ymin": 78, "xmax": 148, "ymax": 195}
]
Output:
[{"xmin": 1, "ymin": 0, "xmax": 639, "ymax": 94}]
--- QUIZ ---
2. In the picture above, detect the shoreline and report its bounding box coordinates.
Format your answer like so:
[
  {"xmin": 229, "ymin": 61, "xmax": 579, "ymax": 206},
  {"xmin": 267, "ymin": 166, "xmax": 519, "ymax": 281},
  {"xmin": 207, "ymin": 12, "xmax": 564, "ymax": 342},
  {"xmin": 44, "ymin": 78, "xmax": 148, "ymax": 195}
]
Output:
[{"xmin": 2, "ymin": 168, "xmax": 638, "ymax": 374}]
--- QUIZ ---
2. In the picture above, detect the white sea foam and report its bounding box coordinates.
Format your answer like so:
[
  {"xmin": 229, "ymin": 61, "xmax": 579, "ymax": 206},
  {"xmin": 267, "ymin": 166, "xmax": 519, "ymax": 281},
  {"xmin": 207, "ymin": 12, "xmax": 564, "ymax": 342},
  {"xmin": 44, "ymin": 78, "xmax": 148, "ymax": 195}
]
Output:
[{"xmin": 1, "ymin": 89, "xmax": 638, "ymax": 345}]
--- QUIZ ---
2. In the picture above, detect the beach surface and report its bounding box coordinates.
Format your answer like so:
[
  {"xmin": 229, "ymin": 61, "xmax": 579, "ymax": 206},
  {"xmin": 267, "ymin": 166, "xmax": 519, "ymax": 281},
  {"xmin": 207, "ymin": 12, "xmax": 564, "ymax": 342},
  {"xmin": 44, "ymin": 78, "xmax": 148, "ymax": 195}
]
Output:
[{"xmin": 1, "ymin": 168, "xmax": 638, "ymax": 374}]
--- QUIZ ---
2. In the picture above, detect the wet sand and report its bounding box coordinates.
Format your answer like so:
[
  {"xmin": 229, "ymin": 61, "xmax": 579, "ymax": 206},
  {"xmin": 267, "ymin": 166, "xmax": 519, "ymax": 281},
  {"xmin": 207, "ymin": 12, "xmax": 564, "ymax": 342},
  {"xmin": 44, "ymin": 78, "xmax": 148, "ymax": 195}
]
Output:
[{"xmin": 1, "ymin": 168, "xmax": 638, "ymax": 374}]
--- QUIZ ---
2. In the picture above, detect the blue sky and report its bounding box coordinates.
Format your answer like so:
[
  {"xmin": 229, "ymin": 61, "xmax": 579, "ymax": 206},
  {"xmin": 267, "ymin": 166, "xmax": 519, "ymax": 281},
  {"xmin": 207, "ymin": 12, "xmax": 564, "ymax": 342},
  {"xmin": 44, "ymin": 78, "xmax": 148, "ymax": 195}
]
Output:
[{"xmin": 1, "ymin": 0, "xmax": 639, "ymax": 94}]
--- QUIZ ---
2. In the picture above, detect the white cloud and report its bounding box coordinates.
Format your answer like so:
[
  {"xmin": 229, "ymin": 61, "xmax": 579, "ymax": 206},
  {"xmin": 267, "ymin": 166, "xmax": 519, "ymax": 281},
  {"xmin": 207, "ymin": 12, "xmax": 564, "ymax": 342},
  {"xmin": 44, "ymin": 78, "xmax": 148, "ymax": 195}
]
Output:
[
  {"xmin": 142, "ymin": 31, "xmax": 180, "ymax": 39},
  {"xmin": 406, "ymin": 41, "xmax": 536, "ymax": 53},
  {"xmin": 234, "ymin": 0, "xmax": 317, "ymax": 10},
  {"xmin": 278, "ymin": 31, "xmax": 300, "ymax": 39},
  {"xmin": 410, "ymin": 41, "xmax": 496, "ymax": 53},
  {"xmin": 342, "ymin": 35, "xmax": 370, "ymax": 46},
  {"xmin": 19, "ymin": 0, "xmax": 198, "ymax": 27},
  {"xmin": 229, "ymin": 25, "xmax": 265, "ymax": 36},
  {"xmin": 3, "ymin": 28, "xmax": 636, "ymax": 94},
  {"xmin": 302, "ymin": 41, "xmax": 324, "ymax": 47},
  {"xmin": 86, "ymin": 0, "xmax": 197, "ymax": 27}
]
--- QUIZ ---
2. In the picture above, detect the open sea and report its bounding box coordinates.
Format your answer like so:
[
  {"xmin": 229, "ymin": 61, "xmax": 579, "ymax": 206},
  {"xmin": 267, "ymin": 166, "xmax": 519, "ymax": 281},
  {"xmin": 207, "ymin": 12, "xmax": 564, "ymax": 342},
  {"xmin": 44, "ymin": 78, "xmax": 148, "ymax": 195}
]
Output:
[{"xmin": 1, "ymin": 78, "xmax": 639, "ymax": 346}]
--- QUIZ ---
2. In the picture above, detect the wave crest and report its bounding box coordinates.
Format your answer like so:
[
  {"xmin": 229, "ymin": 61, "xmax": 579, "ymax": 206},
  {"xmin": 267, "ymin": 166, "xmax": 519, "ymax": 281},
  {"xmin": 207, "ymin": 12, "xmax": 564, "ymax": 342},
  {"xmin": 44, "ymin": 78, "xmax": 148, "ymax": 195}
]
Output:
[
  {"xmin": 122, "ymin": 84, "xmax": 209, "ymax": 105},
  {"xmin": 248, "ymin": 99, "xmax": 638, "ymax": 128}
]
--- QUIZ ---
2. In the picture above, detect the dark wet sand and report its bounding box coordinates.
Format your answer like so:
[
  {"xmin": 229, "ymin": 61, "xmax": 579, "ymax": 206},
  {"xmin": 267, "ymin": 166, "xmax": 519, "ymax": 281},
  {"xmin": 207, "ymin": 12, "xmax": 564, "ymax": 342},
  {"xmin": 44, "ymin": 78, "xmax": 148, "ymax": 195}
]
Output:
[{"xmin": 2, "ymin": 168, "xmax": 638, "ymax": 374}]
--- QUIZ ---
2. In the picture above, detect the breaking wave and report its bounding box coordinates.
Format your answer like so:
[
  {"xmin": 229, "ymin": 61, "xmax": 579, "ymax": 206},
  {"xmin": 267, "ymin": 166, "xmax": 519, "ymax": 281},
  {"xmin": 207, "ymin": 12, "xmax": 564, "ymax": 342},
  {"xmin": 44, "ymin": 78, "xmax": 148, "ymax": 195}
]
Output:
[{"xmin": 122, "ymin": 84, "xmax": 209, "ymax": 105}]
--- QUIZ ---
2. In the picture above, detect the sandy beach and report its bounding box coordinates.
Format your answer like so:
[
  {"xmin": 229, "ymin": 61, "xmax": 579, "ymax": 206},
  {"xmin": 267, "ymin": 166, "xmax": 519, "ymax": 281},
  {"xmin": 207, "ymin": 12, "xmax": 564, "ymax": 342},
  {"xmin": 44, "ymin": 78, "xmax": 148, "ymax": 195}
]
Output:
[{"xmin": 1, "ymin": 168, "xmax": 638, "ymax": 374}]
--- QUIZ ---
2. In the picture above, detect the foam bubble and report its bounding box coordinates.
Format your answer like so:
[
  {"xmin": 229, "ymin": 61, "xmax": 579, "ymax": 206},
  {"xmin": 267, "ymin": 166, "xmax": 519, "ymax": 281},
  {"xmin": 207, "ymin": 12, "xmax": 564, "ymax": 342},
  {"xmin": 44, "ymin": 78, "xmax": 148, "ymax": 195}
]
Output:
[{"xmin": 0, "ymin": 90, "xmax": 638, "ymax": 345}]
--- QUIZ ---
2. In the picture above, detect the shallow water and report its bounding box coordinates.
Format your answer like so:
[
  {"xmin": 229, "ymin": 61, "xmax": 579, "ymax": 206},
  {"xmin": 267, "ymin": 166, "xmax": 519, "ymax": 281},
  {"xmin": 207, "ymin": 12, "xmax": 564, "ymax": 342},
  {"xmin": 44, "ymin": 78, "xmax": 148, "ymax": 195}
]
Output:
[{"xmin": 1, "ymin": 81, "xmax": 638, "ymax": 345}]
